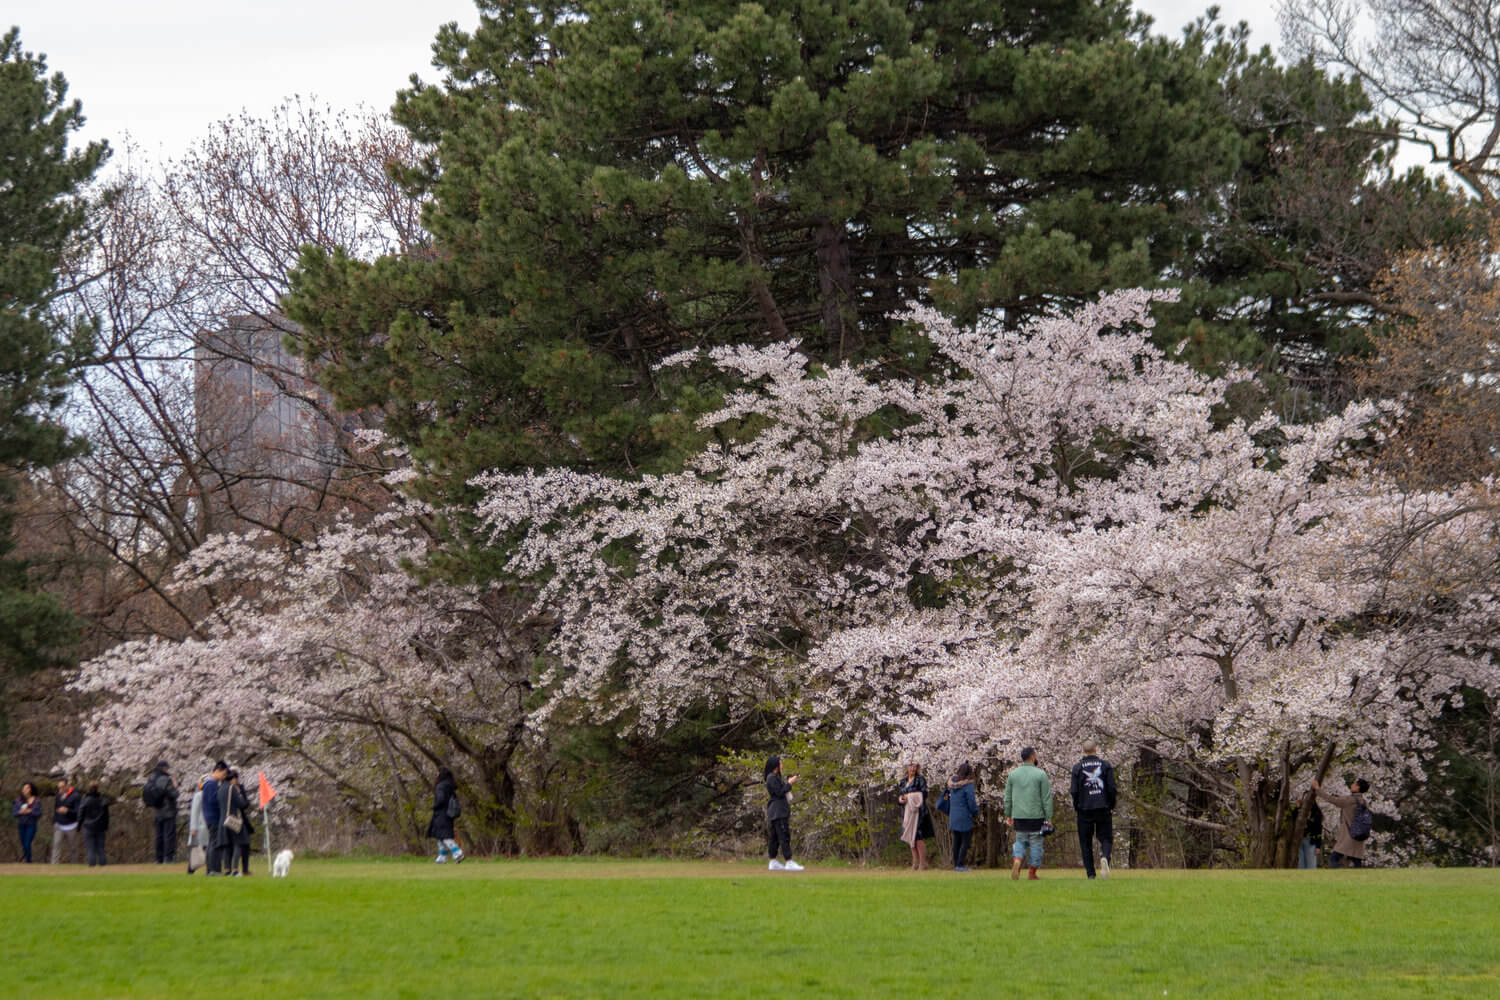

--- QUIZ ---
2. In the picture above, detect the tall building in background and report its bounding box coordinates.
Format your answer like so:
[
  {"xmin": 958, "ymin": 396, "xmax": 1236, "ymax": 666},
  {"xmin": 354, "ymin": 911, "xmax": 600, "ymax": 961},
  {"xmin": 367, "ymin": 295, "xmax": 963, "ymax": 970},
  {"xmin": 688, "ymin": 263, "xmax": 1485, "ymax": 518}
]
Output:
[{"xmin": 194, "ymin": 315, "xmax": 344, "ymax": 523}]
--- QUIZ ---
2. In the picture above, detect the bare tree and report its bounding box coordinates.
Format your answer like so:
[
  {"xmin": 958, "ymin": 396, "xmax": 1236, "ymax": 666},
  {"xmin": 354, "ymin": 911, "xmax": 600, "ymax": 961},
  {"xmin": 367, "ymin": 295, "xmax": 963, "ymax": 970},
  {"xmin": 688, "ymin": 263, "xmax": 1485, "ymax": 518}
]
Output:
[
  {"xmin": 1357, "ymin": 224, "xmax": 1500, "ymax": 487},
  {"xmin": 1279, "ymin": 0, "xmax": 1500, "ymax": 210},
  {"xmin": 39, "ymin": 100, "xmax": 428, "ymax": 649}
]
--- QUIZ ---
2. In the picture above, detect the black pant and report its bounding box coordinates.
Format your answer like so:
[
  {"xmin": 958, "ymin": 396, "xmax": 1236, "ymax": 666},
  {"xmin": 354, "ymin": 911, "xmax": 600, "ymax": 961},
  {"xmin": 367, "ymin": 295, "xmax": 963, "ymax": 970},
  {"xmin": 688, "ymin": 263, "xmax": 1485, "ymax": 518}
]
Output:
[
  {"xmin": 1330, "ymin": 851, "xmax": 1364, "ymax": 868},
  {"xmin": 84, "ymin": 829, "xmax": 107, "ymax": 866},
  {"xmin": 206, "ymin": 823, "xmax": 223, "ymax": 873},
  {"xmin": 1077, "ymin": 808, "xmax": 1113, "ymax": 878},
  {"xmin": 154, "ymin": 816, "xmax": 177, "ymax": 862},
  {"xmin": 767, "ymin": 817, "xmax": 791, "ymax": 860},
  {"xmin": 234, "ymin": 841, "xmax": 251, "ymax": 874},
  {"xmin": 952, "ymin": 828, "xmax": 973, "ymax": 868}
]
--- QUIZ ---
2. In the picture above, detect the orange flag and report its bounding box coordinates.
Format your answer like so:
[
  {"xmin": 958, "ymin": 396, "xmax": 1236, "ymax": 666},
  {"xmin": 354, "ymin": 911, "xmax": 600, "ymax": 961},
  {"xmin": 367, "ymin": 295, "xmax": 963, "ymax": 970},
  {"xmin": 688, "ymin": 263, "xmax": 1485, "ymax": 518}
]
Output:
[{"xmin": 257, "ymin": 771, "xmax": 277, "ymax": 810}]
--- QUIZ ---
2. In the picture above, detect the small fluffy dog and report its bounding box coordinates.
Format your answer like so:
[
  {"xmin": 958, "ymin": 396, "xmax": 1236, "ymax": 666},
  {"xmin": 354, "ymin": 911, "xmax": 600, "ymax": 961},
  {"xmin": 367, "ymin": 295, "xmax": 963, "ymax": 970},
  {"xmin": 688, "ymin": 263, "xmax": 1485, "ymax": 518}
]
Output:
[{"xmin": 271, "ymin": 848, "xmax": 294, "ymax": 878}]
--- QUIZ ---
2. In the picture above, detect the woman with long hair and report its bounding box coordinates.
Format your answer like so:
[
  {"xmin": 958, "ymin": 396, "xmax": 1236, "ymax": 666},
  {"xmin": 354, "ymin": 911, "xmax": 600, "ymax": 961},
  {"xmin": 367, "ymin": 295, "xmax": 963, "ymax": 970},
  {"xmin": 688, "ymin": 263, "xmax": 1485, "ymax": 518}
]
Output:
[
  {"xmin": 428, "ymin": 767, "xmax": 465, "ymax": 863},
  {"xmin": 216, "ymin": 769, "xmax": 254, "ymax": 876},
  {"xmin": 897, "ymin": 762, "xmax": 934, "ymax": 870},
  {"xmin": 13, "ymin": 781, "xmax": 41, "ymax": 862}
]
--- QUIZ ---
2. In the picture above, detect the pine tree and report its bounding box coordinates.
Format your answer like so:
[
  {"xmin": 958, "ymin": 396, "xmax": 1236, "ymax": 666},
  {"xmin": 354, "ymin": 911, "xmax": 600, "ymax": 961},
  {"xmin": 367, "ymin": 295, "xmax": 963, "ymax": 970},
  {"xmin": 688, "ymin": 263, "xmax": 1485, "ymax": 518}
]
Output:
[
  {"xmin": 286, "ymin": 0, "xmax": 1246, "ymax": 502},
  {"xmin": 0, "ymin": 26, "xmax": 108, "ymax": 674}
]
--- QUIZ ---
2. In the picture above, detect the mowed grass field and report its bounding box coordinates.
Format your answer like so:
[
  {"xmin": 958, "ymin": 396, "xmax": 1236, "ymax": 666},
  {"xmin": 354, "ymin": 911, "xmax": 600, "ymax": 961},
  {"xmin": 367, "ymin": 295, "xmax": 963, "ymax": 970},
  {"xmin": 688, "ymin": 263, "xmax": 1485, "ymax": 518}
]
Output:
[{"xmin": 2, "ymin": 858, "xmax": 1495, "ymax": 998}]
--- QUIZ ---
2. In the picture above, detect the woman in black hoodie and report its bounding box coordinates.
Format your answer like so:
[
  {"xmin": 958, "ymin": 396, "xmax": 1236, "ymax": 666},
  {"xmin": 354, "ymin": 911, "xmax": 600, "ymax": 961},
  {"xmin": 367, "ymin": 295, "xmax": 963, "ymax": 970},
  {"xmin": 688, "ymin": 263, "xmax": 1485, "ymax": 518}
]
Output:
[
  {"xmin": 79, "ymin": 782, "xmax": 110, "ymax": 866},
  {"xmin": 764, "ymin": 756, "xmax": 803, "ymax": 871},
  {"xmin": 427, "ymin": 767, "xmax": 465, "ymax": 864}
]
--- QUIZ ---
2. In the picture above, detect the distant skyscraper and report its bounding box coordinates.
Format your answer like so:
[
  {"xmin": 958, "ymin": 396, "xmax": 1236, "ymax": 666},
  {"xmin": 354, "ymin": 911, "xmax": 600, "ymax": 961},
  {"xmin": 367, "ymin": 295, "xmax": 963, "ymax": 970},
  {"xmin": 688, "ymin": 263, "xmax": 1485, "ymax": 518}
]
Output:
[{"xmin": 194, "ymin": 315, "xmax": 343, "ymax": 523}]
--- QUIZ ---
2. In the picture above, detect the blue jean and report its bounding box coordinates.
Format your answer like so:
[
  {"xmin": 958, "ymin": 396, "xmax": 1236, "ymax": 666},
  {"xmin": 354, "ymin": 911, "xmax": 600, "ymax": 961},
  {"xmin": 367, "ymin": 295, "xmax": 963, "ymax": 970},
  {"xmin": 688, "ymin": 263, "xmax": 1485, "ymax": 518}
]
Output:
[
  {"xmin": 1298, "ymin": 838, "xmax": 1318, "ymax": 869},
  {"xmin": 18, "ymin": 823, "xmax": 37, "ymax": 862},
  {"xmin": 1013, "ymin": 830, "xmax": 1045, "ymax": 867}
]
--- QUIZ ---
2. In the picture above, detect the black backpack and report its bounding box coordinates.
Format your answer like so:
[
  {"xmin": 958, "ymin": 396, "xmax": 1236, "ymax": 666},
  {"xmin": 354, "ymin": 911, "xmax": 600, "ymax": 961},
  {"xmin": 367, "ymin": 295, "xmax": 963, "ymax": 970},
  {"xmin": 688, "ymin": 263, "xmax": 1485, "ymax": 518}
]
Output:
[
  {"xmin": 446, "ymin": 792, "xmax": 462, "ymax": 819},
  {"xmin": 142, "ymin": 775, "xmax": 164, "ymax": 808},
  {"xmin": 1349, "ymin": 798, "xmax": 1374, "ymax": 842}
]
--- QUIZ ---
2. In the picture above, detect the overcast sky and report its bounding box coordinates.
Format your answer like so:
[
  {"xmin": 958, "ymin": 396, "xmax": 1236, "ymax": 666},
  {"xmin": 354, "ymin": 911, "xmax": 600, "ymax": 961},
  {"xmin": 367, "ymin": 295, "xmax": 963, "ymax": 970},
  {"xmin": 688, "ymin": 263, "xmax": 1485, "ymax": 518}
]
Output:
[{"xmin": 8, "ymin": 1, "xmax": 1280, "ymax": 163}]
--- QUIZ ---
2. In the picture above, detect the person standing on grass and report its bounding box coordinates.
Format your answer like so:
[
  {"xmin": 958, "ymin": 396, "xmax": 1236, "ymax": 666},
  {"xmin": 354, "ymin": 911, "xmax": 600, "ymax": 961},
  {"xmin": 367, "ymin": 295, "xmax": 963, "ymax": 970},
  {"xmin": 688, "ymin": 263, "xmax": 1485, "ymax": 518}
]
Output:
[
  {"xmin": 1003, "ymin": 747, "xmax": 1053, "ymax": 880},
  {"xmin": 144, "ymin": 761, "xmax": 178, "ymax": 864},
  {"xmin": 200, "ymin": 761, "xmax": 228, "ymax": 876},
  {"xmin": 947, "ymin": 763, "xmax": 979, "ymax": 872},
  {"xmin": 428, "ymin": 767, "xmax": 465, "ymax": 864},
  {"xmin": 1298, "ymin": 798, "xmax": 1324, "ymax": 869},
  {"xmin": 897, "ymin": 762, "xmax": 935, "ymax": 870},
  {"xmin": 50, "ymin": 776, "xmax": 82, "ymax": 864},
  {"xmin": 1069, "ymin": 740, "xmax": 1117, "ymax": 879},
  {"xmin": 186, "ymin": 775, "xmax": 209, "ymax": 874},
  {"xmin": 764, "ymin": 756, "xmax": 803, "ymax": 871},
  {"xmin": 79, "ymin": 782, "xmax": 110, "ymax": 867},
  {"xmin": 13, "ymin": 781, "xmax": 41, "ymax": 862},
  {"xmin": 1313, "ymin": 777, "xmax": 1370, "ymax": 868},
  {"xmin": 221, "ymin": 771, "xmax": 254, "ymax": 876}
]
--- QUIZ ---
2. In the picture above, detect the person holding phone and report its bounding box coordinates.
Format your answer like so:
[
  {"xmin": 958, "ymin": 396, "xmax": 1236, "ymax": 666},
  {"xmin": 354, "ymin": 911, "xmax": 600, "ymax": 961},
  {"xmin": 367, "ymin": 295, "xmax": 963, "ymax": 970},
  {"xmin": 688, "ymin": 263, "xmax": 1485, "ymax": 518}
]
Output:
[{"xmin": 764, "ymin": 756, "xmax": 803, "ymax": 871}]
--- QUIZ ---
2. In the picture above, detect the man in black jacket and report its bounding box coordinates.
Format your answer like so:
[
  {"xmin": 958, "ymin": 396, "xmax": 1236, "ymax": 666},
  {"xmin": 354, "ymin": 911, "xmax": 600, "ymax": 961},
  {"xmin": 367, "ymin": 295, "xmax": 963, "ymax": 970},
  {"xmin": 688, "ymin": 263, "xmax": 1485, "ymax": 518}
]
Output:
[
  {"xmin": 145, "ymin": 761, "xmax": 178, "ymax": 864},
  {"xmin": 1070, "ymin": 741, "xmax": 1117, "ymax": 879}
]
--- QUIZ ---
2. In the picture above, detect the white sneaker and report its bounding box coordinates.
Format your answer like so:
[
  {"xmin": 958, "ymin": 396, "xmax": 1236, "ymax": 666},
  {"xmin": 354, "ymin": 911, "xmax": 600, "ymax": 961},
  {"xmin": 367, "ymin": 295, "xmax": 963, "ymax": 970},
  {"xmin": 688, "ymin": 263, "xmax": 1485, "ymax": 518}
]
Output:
[
  {"xmin": 782, "ymin": 859, "xmax": 804, "ymax": 871},
  {"xmin": 434, "ymin": 855, "xmax": 448, "ymax": 864},
  {"xmin": 1099, "ymin": 857, "xmax": 1110, "ymax": 878},
  {"xmin": 768, "ymin": 859, "xmax": 785, "ymax": 870}
]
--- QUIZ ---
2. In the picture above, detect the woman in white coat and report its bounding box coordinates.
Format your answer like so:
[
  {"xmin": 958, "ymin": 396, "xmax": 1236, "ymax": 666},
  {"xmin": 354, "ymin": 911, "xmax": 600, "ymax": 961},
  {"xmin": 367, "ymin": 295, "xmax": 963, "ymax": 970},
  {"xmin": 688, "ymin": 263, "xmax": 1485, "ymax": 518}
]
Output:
[{"xmin": 186, "ymin": 775, "xmax": 209, "ymax": 874}]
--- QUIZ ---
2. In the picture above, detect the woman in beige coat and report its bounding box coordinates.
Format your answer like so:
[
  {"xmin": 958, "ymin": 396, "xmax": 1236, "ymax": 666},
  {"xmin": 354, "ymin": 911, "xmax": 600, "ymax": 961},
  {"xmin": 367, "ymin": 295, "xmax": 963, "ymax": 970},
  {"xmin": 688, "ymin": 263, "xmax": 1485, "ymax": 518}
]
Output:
[{"xmin": 1312, "ymin": 777, "xmax": 1370, "ymax": 867}]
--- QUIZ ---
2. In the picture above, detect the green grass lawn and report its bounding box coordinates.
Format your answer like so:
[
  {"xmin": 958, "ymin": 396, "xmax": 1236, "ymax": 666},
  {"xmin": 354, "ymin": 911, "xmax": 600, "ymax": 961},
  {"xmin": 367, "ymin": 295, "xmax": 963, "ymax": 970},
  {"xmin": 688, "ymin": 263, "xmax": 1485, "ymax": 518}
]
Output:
[{"xmin": 2, "ymin": 859, "xmax": 1495, "ymax": 998}]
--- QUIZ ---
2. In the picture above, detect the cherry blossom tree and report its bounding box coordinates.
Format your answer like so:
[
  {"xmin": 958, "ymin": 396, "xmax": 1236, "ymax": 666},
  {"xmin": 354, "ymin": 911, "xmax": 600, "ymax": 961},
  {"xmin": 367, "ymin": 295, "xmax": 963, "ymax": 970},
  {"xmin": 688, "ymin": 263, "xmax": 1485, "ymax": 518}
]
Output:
[
  {"xmin": 474, "ymin": 289, "xmax": 1500, "ymax": 865},
  {"xmin": 61, "ymin": 455, "xmax": 542, "ymax": 853}
]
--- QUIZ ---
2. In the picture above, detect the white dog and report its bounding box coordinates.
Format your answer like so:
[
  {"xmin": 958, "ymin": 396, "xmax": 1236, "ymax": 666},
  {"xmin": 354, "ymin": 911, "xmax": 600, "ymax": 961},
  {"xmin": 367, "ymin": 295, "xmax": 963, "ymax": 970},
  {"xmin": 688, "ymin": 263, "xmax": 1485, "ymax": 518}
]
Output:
[{"xmin": 271, "ymin": 848, "xmax": 294, "ymax": 877}]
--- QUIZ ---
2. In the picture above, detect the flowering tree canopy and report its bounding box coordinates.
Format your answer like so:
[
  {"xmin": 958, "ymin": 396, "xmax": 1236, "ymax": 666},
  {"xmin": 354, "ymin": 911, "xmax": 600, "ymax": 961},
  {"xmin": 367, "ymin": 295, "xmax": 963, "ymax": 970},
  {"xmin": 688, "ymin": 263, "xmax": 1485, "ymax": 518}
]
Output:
[
  {"xmin": 66, "ymin": 291, "xmax": 1500, "ymax": 863},
  {"xmin": 474, "ymin": 289, "xmax": 1500, "ymax": 863}
]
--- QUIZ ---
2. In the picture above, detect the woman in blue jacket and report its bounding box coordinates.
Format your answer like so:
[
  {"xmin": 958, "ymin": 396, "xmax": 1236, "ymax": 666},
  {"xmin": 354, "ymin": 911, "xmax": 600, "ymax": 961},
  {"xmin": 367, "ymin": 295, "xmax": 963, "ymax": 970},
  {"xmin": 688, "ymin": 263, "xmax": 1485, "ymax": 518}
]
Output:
[
  {"xmin": 947, "ymin": 762, "xmax": 980, "ymax": 872},
  {"xmin": 13, "ymin": 781, "xmax": 41, "ymax": 862}
]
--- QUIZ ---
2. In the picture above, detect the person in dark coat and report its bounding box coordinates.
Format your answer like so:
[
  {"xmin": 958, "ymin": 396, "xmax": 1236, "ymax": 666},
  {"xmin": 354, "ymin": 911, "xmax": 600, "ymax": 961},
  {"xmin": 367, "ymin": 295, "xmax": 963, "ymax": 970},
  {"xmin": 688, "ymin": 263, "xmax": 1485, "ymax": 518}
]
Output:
[
  {"xmin": 201, "ymin": 761, "xmax": 228, "ymax": 876},
  {"xmin": 218, "ymin": 771, "xmax": 255, "ymax": 875},
  {"xmin": 1298, "ymin": 798, "xmax": 1324, "ymax": 869},
  {"xmin": 215, "ymin": 768, "xmax": 253, "ymax": 875},
  {"xmin": 1069, "ymin": 740, "xmax": 1118, "ymax": 879},
  {"xmin": 946, "ymin": 762, "xmax": 980, "ymax": 871},
  {"xmin": 145, "ymin": 761, "xmax": 178, "ymax": 864},
  {"xmin": 79, "ymin": 782, "xmax": 111, "ymax": 866},
  {"xmin": 897, "ymin": 762, "xmax": 935, "ymax": 870},
  {"xmin": 764, "ymin": 755, "xmax": 803, "ymax": 871},
  {"xmin": 13, "ymin": 781, "xmax": 41, "ymax": 863},
  {"xmin": 427, "ymin": 767, "xmax": 465, "ymax": 864}
]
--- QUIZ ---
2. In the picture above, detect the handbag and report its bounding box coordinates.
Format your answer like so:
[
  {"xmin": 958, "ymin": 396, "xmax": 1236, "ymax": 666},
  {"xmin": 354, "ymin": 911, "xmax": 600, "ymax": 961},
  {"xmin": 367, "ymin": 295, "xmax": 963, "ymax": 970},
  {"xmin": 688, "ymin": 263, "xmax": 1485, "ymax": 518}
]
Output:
[{"xmin": 222, "ymin": 812, "xmax": 244, "ymax": 834}]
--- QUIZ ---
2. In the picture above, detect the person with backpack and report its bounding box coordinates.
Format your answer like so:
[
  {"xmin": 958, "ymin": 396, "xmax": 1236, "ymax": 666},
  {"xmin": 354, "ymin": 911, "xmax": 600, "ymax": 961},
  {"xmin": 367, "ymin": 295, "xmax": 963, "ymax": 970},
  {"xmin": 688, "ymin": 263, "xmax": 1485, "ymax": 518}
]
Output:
[
  {"xmin": 79, "ymin": 782, "xmax": 111, "ymax": 866},
  {"xmin": 142, "ymin": 761, "xmax": 178, "ymax": 864},
  {"xmin": 428, "ymin": 766, "xmax": 465, "ymax": 864},
  {"xmin": 1313, "ymin": 777, "xmax": 1372, "ymax": 868}
]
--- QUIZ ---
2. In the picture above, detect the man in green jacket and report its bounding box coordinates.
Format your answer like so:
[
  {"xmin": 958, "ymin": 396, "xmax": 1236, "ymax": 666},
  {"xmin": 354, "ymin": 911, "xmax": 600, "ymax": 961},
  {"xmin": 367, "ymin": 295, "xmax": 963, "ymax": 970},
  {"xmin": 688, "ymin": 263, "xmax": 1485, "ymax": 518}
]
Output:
[{"xmin": 1003, "ymin": 747, "xmax": 1053, "ymax": 880}]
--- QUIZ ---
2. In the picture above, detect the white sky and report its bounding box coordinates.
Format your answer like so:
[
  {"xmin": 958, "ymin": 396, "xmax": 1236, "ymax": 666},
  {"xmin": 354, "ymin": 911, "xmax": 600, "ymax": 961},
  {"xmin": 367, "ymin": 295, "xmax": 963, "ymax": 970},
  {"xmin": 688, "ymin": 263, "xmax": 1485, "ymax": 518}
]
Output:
[{"xmin": 7, "ymin": 1, "xmax": 1278, "ymax": 162}]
